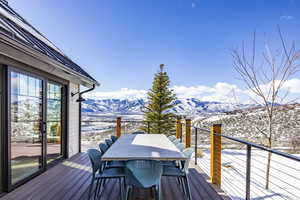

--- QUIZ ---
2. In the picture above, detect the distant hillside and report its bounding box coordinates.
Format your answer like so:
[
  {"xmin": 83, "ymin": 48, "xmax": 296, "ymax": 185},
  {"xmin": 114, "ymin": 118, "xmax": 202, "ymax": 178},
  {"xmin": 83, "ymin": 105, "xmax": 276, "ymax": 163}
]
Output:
[
  {"xmin": 193, "ymin": 103, "xmax": 300, "ymax": 149},
  {"xmin": 82, "ymin": 98, "xmax": 255, "ymax": 116}
]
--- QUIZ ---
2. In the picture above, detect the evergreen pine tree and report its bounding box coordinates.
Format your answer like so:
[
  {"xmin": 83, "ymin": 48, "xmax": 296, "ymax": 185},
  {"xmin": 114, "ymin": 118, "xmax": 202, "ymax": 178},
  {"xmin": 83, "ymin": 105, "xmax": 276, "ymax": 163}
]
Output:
[{"xmin": 142, "ymin": 64, "xmax": 177, "ymax": 134}]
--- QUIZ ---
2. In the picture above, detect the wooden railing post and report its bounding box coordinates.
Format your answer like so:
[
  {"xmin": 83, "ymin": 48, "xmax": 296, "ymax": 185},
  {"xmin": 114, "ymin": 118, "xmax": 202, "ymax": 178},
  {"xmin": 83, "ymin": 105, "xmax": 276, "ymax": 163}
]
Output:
[
  {"xmin": 116, "ymin": 117, "xmax": 121, "ymax": 137},
  {"xmin": 176, "ymin": 119, "xmax": 181, "ymax": 139},
  {"xmin": 210, "ymin": 124, "xmax": 222, "ymax": 187},
  {"xmin": 185, "ymin": 119, "xmax": 191, "ymax": 148}
]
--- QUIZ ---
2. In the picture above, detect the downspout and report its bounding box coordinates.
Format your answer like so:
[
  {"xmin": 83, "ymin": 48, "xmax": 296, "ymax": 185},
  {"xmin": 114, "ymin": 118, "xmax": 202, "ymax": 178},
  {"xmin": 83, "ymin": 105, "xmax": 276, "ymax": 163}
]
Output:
[{"xmin": 72, "ymin": 84, "xmax": 96, "ymax": 153}]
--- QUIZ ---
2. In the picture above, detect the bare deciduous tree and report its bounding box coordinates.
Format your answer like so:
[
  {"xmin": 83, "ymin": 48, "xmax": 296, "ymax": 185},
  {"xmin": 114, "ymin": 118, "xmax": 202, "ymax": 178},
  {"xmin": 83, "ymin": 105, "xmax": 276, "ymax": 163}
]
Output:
[{"xmin": 231, "ymin": 28, "xmax": 300, "ymax": 189}]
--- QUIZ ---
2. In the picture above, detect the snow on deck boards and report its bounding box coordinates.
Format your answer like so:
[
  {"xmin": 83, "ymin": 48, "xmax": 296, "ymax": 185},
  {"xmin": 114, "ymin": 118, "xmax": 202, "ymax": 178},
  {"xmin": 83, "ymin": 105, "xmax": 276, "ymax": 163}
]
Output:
[{"xmin": 197, "ymin": 149, "xmax": 300, "ymax": 200}]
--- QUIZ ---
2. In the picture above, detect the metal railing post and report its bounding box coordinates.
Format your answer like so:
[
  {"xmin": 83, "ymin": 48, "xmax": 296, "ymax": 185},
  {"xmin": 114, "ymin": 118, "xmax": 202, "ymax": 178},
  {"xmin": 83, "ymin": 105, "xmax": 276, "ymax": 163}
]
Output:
[
  {"xmin": 246, "ymin": 144, "xmax": 251, "ymax": 200},
  {"xmin": 147, "ymin": 121, "xmax": 150, "ymax": 134},
  {"xmin": 116, "ymin": 117, "xmax": 121, "ymax": 137},
  {"xmin": 210, "ymin": 124, "xmax": 221, "ymax": 187},
  {"xmin": 195, "ymin": 127, "xmax": 198, "ymax": 165}
]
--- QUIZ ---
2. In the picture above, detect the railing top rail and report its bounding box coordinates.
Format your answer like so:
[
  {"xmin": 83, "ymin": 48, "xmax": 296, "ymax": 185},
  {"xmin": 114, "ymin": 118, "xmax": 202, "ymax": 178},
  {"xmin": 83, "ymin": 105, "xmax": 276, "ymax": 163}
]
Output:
[
  {"xmin": 192, "ymin": 126, "xmax": 300, "ymax": 162},
  {"xmin": 82, "ymin": 120, "xmax": 177, "ymax": 123},
  {"xmin": 215, "ymin": 133, "xmax": 300, "ymax": 162}
]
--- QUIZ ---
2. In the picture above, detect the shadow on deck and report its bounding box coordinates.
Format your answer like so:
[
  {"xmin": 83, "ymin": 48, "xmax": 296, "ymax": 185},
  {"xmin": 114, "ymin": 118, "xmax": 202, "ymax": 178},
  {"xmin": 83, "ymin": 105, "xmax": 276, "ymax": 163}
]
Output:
[{"xmin": 1, "ymin": 153, "xmax": 227, "ymax": 200}]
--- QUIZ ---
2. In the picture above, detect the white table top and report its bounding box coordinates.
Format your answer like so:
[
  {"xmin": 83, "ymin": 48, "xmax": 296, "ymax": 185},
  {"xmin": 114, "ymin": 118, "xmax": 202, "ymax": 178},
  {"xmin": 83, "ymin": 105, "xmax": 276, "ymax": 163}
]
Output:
[{"xmin": 101, "ymin": 134, "xmax": 186, "ymax": 161}]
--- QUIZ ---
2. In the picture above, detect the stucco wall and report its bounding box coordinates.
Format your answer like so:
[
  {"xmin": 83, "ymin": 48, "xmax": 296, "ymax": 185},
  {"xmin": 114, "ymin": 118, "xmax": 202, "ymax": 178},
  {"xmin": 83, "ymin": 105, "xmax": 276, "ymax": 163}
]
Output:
[{"xmin": 68, "ymin": 82, "xmax": 80, "ymax": 157}]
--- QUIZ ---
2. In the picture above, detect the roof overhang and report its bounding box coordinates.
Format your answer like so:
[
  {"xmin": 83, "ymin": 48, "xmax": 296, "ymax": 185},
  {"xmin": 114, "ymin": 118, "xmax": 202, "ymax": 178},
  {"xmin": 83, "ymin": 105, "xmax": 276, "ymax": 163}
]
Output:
[{"xmin": 0, "ymin": 33, "xmax": 100, "ymax": 88}]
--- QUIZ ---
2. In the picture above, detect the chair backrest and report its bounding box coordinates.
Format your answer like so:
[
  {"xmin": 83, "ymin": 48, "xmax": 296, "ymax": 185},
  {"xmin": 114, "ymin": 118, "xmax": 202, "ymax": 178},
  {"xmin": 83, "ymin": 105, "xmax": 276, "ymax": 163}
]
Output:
[
  {"xmin": 111, "ymin": 135, "xmax": 118, "ymax": 142},
  {"xmin": 105, "ymin": 139, "xmax": 113, "ymax": 147},
  {"xmin": 131, "ymin": 131, "xmax": 145, "ymax": 134},
  {"xmin": 173, "ymin": 139, "xmax": 180, "ymax": 145},
  {"xmin": 168, "ymin": 135, "xmax": 176, "ymax": 141},
  {"xmin": 87, "ymin": 149, "xmax": 103, "ymax": 173},
  {"xmin": 182, "ymin": 148, "xmax": 194, "ymax": 173},
  {"xmin": 125, "ymin": 160, "xmax": 163, "ymax": 188},
  {"xmin": 176, "ymin": 143, "xmax": 185, "ymax": 152},
  {"xmin": 99, "ymin": 143, "xmax": 109, "ymax": 154}
]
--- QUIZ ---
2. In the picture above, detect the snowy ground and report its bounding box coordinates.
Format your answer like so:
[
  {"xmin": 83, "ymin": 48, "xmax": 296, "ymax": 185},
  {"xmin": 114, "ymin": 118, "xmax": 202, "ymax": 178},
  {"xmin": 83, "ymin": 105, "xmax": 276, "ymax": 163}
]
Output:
[{"xmin": 196, "ymin": 149, "xmax": 300, "ymax": 200}]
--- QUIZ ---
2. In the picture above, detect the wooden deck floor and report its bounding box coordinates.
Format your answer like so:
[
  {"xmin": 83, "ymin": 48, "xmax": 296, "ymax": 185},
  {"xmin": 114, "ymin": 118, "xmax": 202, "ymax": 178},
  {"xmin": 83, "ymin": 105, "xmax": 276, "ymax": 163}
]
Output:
[{"xmin": 1, "ymin": 153, "xmax": 227, "ymax": 200}]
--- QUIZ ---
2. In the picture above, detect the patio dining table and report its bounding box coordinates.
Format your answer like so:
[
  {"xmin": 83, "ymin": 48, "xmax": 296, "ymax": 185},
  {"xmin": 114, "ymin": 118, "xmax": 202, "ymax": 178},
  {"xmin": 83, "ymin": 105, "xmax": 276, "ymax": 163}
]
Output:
[{"xmin": 101, "ymin": 134, "xmax": 186, "ymax": 161}]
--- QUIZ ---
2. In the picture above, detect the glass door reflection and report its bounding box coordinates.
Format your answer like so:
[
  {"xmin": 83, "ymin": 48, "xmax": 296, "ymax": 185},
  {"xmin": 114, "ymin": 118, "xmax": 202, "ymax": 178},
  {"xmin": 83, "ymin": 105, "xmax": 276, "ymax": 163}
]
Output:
[
  {"xmin": 10, "ymin": 71, "xmax": 43, "ymax": 184},
  {"xmin": 46, "ymin": 82, "xmax": 63, "ymax": 163}
]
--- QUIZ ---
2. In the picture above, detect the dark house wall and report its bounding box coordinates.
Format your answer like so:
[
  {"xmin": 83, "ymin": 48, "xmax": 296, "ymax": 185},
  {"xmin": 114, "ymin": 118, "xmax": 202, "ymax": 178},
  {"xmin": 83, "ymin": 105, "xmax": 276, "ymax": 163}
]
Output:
[{"xmin": 0, "ymin": 64, "xmax": 3, "ymax": 192}]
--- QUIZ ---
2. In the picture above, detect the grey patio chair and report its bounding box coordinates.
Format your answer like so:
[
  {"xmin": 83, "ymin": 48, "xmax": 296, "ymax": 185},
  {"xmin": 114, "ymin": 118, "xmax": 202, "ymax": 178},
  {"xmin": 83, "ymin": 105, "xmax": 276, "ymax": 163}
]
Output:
[
  {"xmin": 99, "ymin": 143, "xmax": 109, "ymax": 154},
  {"xmin": 162, "ymin": 148, "xmax": 194, "ymax": 200},
  {"xmin": 98, "ymin": 142, "xmax": 125, "ymax": 168},
  {"xmin": 131, "ymin": 131, "xmax": 145, "ymax": 134},
  {"xmin": 111, "ymin": 135, "xmax": 118, "ymax": 142},
  {"xmin": 162, "ymin": 143, "xmax": 184, "ymax": 167},
  {"xmin": 173, "ymin": 139, "xmax": 180, "ymax": 145},
  {"xmin": 125, "ymin": 160, "xmax": 163, "ymax": 200},
  {"xmin": 168, "ymin": 135, "xmax": 176, "ymax": 141},
  {"xmin": 87, "ymin": 149, "xmax": 125, "ymax": 200},
  {"xmin": 105, "ymin": 139, "xmax": 113, "ymax": 147},
  {"xmin": 176, "ymin": 143, "xmax": 185, "ymax": 152}
]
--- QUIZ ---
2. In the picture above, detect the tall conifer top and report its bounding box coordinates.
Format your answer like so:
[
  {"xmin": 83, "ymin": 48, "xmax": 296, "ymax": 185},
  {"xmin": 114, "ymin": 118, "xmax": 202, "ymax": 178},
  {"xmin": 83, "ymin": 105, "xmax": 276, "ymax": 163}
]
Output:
[{"xmin": 142, "ymin": 64, "xmax": 177, "ymax": 134}]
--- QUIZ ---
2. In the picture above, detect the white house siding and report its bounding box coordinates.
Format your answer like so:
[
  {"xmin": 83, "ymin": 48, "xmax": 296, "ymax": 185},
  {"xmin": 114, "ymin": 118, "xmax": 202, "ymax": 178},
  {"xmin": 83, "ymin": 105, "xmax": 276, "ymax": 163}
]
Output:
[{"xmin": 68, "ymin": 82, "xmax": 80, "ymax": 157}]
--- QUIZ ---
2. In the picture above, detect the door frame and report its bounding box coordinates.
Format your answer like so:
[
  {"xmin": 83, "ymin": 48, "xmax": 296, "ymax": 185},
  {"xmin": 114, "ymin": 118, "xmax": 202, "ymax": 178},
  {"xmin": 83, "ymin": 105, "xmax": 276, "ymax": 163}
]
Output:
[
  {"xmin": 44, "ymin": 80, "xmax": 67, "ymax": 168},
  {"xmin": 3, "ymin": 65, "xmax": 68, "ymax": 191}
]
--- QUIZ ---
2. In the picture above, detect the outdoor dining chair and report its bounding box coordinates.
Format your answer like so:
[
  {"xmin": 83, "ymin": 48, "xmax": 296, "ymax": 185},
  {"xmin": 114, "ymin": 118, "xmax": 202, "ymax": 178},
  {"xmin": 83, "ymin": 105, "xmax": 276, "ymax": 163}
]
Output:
[
  {"xmin": 105, "ymin": 139, "xmax": 113, "ymax": 147},
  {"xmin": 162, "ymin": 148, "xmax": 194, "ymax": 200},
  {"xmin": 131, "ymin": 131, "xmax": 145, "ymax": 134},
  {"xmin": 125, "ymin": 160, "xmax": 163, "ymax": 200},
  {"xmin": 87, "ymin": 149, "xmax": 125, "ymax": 200},
  {"xmin": 176, "ymin": 143, "xmax": 185, "ymax": 152},
  {"xmin": 168, "ymin": 135, "xmax": 176, "ymax": 141},
  {"xmin": 111, "ymin": 135, "xmax": 118, "ymax": 142},
  {"xmin": 173, "ymin": 139, "xmax": 180, "ymax": 145},
  {"xmin": 162, "ymin": 143, "xmax": 184, "ymax": 168},
  {"xmin": 98, "ymin": 142, "xmax": 125, "ymax": 168},
  {"xmin": 99, "ymin": 143, "xmax": 109, "ymax": 154}
]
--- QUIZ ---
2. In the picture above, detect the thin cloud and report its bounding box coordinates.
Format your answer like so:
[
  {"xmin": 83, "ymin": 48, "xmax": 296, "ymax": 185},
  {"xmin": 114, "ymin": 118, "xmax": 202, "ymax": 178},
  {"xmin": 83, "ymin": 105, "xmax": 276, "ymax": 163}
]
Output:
[
  {"xmin": 84, "ymin": 79, "xmax": 300, "ymax": 104},
  {"xmin": 192, "ymin": 2, "xmax": 196, "ymax": 8},
  {"xmin": 280, "ymin": 15, "xmax": 294, "ymax": 20}
]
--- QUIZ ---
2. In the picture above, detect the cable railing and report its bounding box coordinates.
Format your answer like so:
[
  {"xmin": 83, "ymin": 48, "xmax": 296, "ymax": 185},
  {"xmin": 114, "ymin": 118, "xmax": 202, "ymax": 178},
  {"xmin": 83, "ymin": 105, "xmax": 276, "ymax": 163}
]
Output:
[{"xmin": 192, "ymin": 124, "xmax": 300, "ymax": 200}]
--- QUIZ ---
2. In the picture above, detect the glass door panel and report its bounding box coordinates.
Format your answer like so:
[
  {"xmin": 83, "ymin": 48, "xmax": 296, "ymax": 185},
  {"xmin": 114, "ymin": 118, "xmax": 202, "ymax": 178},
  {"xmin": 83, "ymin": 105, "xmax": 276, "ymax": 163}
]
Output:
[
  {"xmin": 10, "ymin": 71, "xmax": 43, "ymax": 184},
  {"xmin": 46, "ymin": 83, "xmax": 62, "ymax": 163}
]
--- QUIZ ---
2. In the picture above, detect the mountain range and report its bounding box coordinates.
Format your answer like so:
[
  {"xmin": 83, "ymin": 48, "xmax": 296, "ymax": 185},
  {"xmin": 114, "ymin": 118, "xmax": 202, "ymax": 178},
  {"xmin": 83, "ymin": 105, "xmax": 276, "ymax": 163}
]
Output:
[{"xmin": 82, "ymin": 98, "xmax": 254, "ymax": 116}]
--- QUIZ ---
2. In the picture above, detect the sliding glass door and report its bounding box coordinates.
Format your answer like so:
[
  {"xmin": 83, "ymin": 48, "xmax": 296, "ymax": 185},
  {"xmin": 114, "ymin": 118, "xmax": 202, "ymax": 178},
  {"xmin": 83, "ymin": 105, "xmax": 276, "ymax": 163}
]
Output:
[
  {"xmin": 46, "ymin": 82, "xmax": 63, "ymax": 163},
  {"xmin": 8, "ymin": 68, "xmax": 66, "ymax": 187},
  {"xmin": 10, "ymin": 71, "xmax": 43, "ymax": 184}
]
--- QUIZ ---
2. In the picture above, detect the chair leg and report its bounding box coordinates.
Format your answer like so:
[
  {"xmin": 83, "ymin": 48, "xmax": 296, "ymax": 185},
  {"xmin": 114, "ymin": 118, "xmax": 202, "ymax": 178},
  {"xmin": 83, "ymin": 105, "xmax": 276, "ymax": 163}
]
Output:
[
  {"xmin": 183, "ymin": 176, "xmax": 192, "ymax": 200},
  {"xmin": 158, "ymin": 182, "xmax": 162, "ymax": 200},
  {"xmin": 150, "ymin": 186, "xmax": 155, "ymax": 198},
  {"xmin": 177, "ymin": 177, "xmax": 181, "ymax": 185},
  {"xmin": 125, "ymin": 185, "xmax": 131, "ymax": 200},
  {"xmin": 94, "ymin": 179, "xmax": 100, "ymax": 200},
  {"xmin": 97, "ymin": 179, "xmax": 104, "ymax": 199},
  {"xmin": 88, "ymin": 175, "xmax": 95, "ymax": 200},
  {"xmin": 180, "ymin": 177, "xmax": 187, "ymax": 199},
  {"xmin": 154, "ymin": 185, "xmax": 159, "ymax": 200},
  {"xmin": 119, "ymin": 178, "xmax": 123, "ymax": 200}
]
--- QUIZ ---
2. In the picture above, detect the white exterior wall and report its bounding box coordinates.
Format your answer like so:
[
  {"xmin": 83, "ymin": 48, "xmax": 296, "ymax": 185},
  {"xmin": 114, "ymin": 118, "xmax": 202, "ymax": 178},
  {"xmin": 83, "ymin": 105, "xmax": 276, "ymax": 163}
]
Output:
[{"xmin": 68, "ymin": 82, "xmax": 80, "ymax": 157}]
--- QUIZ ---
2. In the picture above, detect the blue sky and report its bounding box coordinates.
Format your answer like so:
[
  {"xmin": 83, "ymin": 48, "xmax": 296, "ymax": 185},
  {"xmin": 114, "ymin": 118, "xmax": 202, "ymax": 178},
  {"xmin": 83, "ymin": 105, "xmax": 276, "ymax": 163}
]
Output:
[{"xmin": 8, "ymin": 0, "xmax": 300, "ymax": 101}]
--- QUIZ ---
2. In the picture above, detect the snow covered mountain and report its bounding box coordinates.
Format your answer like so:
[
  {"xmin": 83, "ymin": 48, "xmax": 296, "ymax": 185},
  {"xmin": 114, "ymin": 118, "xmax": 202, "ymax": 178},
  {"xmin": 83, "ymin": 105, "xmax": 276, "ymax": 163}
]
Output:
[{"xmin": 82, "ymin": 98, "xmax": 254, "ymax": 116}]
